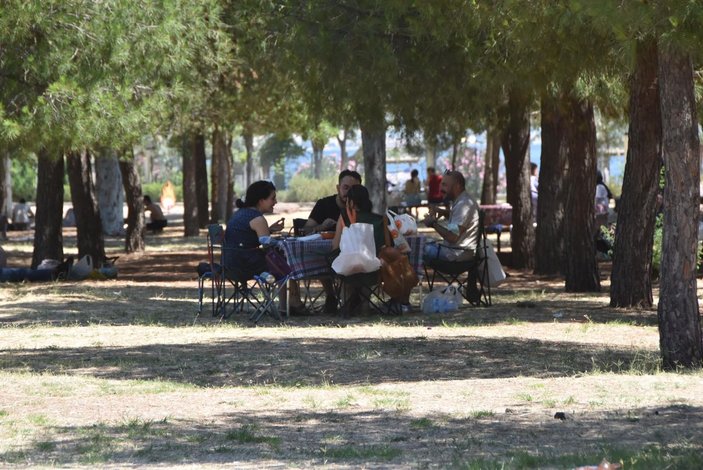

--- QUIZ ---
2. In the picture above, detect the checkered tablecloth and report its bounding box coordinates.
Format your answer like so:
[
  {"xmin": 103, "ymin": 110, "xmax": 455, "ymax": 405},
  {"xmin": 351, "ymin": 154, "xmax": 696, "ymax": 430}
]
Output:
[{"xmin": 281, "ymin": 235, "xmax": 426, "ymax": 281}]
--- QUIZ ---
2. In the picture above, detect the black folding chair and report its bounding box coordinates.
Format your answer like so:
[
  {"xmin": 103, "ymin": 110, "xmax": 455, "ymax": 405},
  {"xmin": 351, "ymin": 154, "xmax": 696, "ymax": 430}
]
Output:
[{"xmin": 423, "ymin": 210, "xmax": 491, "ymax": 307}]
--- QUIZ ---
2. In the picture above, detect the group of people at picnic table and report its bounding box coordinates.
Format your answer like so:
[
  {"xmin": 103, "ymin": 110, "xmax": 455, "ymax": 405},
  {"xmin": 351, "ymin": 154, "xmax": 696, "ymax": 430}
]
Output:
[{"xmin": 224, "ymin": 169, "xmax": 481, "ymax": 316}]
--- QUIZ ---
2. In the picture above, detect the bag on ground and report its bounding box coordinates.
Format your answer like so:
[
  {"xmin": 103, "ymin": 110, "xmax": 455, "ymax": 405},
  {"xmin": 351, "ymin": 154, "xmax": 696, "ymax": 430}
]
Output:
[
  {"xmin": 477, "ymin": 239, "xmax": 507, "ymax": 287},
  {"xmin": 422, "ymin": 285, "xmax": 462, "ymax": 314},
  {"xmin": 68, "ymin": 255, "xmax": 93, "ymax": 280},
  {"xmin": 331, "ymin": 222, "xmax": 381, "ymax": 275},
  {"xmin": 379, "ymin": 247, "xmax": 419, "ymax": 299}
]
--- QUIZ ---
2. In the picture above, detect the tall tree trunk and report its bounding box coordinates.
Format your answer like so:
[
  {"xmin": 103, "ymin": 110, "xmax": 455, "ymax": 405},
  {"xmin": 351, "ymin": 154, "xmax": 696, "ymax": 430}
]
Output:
[
  {"xmin": 501, "ymin": 93, "xmax": 535, "ymax": 269},
  {"xmin": 0, "ymin": 152, "xmax": 11, "ymax": 222},
  {"xmin": 210, "ymin": 128, "xmax": 230, "ymax": 223},
  {"xmin": 95, "ymin": 150, "xmax": 125, "ymax": 236},
  {"xmin": 338, "ymin": 130, "xmax": 348, "ymax": 171},
  {"xmin": 657, "ymin": 44, "xmax": 703, "ymax": 369},
  {"xmin": 534, "ymin": 93, "xmax": 569, "ymax": 275},
  {"xmin": 194, "ymin": 133, "xmax": 209, "ymax": 229},
  {"xmin": 481, "ymin": 128, "xmax": 500, "ymax": 204},
  {"xmin": 67, "ymin": 150, "xmax": 106, "ymax": 264},
  {"xmin": 182, "ymin": 135, "xmax": 200, "ymax": 237},
  {"xmin": 360, "ymin": 112, "xmax": 387, "ymax": 214},
  {"xmin": 426, "ymin": 142, "xmax": 437, "ymax": 169},
  {"xmin": 226, "ymin": 133, "xmax": 235, "ymax": 218},
  {"xmin": 451, "ymin": 141, "xmax": 458, "ymax": 170},
  {"xmin": 119, "ymin": 151, "xmax": 145, "ymax": 253},
  {"xmin": 563, "ymin": 97, "xmax": 600, "ymax": 292},
  {"xmin": 312, "ymin": 143, "xmax": 323, "ymax": 179},
  {"xmin": 31, "ymin": 149, "xmax": 64, "ymax": 268},
  {"xmin": 611, "ymin": 38, "xmax": 662, "ymax": 307},
  {"xmin": 243, "ymin": 129, "xmax": 254, "ymax": 188}
]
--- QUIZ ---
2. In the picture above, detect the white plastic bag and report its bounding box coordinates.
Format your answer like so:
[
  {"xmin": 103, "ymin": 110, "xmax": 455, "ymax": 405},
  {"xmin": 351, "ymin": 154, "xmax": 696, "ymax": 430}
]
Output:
[
  {"xmin": 477, "ymin": 239, "xmax": 507, "ymax": 287},
  {"xmin": 422, "ymin": 285, "xmax": 462, "ymax": 313},
  {"xmin": 386, "ymin": 211, "xmax": 410, "ymax": 253},
  {"xmin": 69, "ymin": 254, "xmax": 93, "ymax": 280},
  {"xmin": 387, "ymin": 210, "xmax": 418, "ymax": 236},
  {"xmin": 332, "ymin": 223, "xmax": 382, "ymax": 275}
]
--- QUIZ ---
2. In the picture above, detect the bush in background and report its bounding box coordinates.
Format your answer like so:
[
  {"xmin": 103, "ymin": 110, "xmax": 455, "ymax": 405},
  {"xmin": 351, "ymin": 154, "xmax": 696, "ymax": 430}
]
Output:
[
  {"xmin": 142, "ymin": 182, "xmax": 183, "ymax": 203},
  {"xmin": 284, "ymin": 174, "xmax": 337, "ymax": 202}
]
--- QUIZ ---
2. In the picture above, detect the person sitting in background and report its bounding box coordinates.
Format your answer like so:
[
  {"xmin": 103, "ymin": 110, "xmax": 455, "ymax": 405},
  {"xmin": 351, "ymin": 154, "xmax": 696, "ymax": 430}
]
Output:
[
  {"xmin": 303, "ymin": 170, "xmax": 362, "ymax": 235},
  {"xmin": 404, "ymin": 169, "xmax": 422, "ymax": 206},
  {"xmin": 426, "ymin": 167, "xmax": 443, "ymax": 204},
  {"xmin": 143, "ymin": 195, "xmax": 167, "ymax": 232},
  {"xmin": 595, "ymin": 170, "xmax": 612, "ymax": 216},
  {"xmin": 422, "ymin": 171, "xmax": 479, "ymax": 261},
  {"xmin": 224, "ymin": 180, "xmax": 303, "ymax": 314},
  {"xmin": 11, "ymin": 198, "xmax": 33, "ymax": 231}
]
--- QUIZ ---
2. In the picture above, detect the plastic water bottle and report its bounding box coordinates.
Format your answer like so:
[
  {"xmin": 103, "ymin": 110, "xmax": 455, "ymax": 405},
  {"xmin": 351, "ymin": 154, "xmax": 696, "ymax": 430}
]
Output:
[{"xmin": 259, "ymin": 271, "xmax": 275, "ymax": 284}]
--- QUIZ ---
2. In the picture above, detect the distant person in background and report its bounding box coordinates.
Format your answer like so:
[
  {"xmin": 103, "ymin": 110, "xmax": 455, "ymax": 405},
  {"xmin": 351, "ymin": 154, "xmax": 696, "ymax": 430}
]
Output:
[
  {"xmin": 11, "ymin": 198, "xmax": 33, "ymax": 230},
  {"xmin": 530, "ymin": 163, "xmax": 539, "ymax": 222},
  {"xmin": 404, "ymin": 169, "xmax": 422, "ymax": 206},
  {"xmin": 595, "ymin": 170, "xmax": 612, "ymax": 216},
  {"xmin": 143, "ymin": 195, "xmax": 168, "ymax": 232},
  {"xmin": 426, "ymin": 167, "xmax": 444, "ymax": 205},
  {"xmin": 62, "ymin": 208, "xmax": 76, "ymax": 227},
  {"xmin": 160, "ymin": 180, "xmax": 176, "ymax": 214}
]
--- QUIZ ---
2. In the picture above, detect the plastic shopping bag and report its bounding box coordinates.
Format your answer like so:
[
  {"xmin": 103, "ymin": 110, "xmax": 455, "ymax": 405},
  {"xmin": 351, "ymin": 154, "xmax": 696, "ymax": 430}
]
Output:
[
  {"xmin": 388, "ymin": 210, "xmax": 418, "ymax": 236},
  {"xmin": 422, "ymin": 285, "xmax": 462, "ymax": 314},
  {"xmin": 331, "ymin": 223, "xmax": 382, "ymax": 275},
  {"xmin": 386, "ymin": 211, "xmax": 410, "ymax": 253},
  {"xmin": 477, "ymin": 239, "xmax": 507, "ymax": 287}
]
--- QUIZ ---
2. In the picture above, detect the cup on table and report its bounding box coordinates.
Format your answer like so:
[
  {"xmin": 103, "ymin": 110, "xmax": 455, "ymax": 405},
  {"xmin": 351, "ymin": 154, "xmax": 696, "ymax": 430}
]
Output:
[{"xmin": 293, "ymin": 218, "xmax": 307, "ymax": 237}]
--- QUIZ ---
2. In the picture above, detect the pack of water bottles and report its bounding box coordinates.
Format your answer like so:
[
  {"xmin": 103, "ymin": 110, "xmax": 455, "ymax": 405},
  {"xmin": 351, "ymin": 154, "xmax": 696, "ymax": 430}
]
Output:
[{"xmin": 422, "ymin": 285, "xmax": 462, "ymax": 314}]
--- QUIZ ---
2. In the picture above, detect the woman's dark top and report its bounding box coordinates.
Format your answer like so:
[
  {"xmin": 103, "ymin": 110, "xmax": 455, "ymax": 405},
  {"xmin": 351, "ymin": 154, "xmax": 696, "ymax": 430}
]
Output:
[
  {"xmin": 224, "ymin": 207, "xmax": 267, "ymax": 279},
  {"xmin": 341, "ymin": 211, "xmax": 386, "ymax": 255}
]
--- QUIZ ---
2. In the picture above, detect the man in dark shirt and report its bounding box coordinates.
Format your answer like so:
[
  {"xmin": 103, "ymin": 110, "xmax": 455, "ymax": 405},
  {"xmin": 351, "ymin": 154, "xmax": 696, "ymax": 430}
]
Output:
[{"xmin": 303, "ymin": 170, "xmax": 362, "ymax": 234}]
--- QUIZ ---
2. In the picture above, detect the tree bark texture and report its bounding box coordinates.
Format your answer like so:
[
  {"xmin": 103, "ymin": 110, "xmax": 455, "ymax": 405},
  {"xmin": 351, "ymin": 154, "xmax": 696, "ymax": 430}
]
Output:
[
  {"xmin": 182, "ymin": 135, "xmax": 200, "ymax": 237},
  {"xmin": 225, "ymin": 133, "xmax": 235, "ymax": 219},
  {"xmin": 119, "ymin": 151, "xmax": 145, "ymax": 253},
  {"xmin": 95, "ymin": 151, "xmax": 125, "ymax": 236},
  {"xmin": 0, "ymin": 152, "xmax": 11, "ymax": 220},
  {"xmin": 211, "ymin": 129, "xmax": 228, "ymax": 224},
  {"xmin": 194, "ymin": 133, "xmax": 209, "ymax": 229},
  {"xmin": 312, "ymin": 143, "xmax": 323, "ymax": 179},
  {"xmin": 501, "ymin": 94, "xmax": 535, "ymax": 269},
  {"xmin": 360, "ymin": 118, "xmax": 387, "ymax": 214},
  {"xmin": 563, "ymin": 97, "xmax": 600, "ymax": 292},
  {"xmin": 67, "ymin": 150, "xmax": 106, "ymax": 265},
  {"xmin": 656, "ymin": 45, "xmax": 703, "ymax": 369},
  {"xmin": 480, "ymin": 128, "xmax": 500, "ymax": 205},
  {"xmin": 610, "ymin": 38, "xmax": 662, "ymax": 308},
  {"xmin": 243, "ymin": 130, "xmax": 254, "ymax": 188},
  {"xmin": 534, "ymin": 94, "xmax": 568, "ymax": 275},
  {"xmin": 31, "ymin": 149, "xmax": 64, "ymax": 268},
  {"xmin": 338, "ymin": 131, "xmax": 348, "ymax": 171}
]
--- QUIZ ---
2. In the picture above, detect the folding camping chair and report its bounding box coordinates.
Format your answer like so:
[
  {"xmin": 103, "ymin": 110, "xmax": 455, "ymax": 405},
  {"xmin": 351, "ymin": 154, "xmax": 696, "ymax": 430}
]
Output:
[
  {"xmin": 335, "ymin": 270, "xmax": 401, "ymax": 316},
  {"xmin": 423, "ymin": 210, "xmax": 491, "ymax": 307}
]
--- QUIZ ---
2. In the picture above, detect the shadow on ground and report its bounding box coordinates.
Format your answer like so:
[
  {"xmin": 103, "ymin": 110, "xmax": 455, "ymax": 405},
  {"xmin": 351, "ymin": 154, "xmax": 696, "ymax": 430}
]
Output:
[{"xmin": 1, "ymin": 405, "xmax": 700, "ymax": 467}]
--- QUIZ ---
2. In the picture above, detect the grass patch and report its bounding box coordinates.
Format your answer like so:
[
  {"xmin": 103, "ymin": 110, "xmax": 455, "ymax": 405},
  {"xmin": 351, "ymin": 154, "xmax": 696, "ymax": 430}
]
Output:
[
  {"xmin": 410, "ymin": 418, "xmax": 433, "ymax": 429},
  {"xmin": 224, "ymin": 425, "xmax": 280, "ymax": 447}
]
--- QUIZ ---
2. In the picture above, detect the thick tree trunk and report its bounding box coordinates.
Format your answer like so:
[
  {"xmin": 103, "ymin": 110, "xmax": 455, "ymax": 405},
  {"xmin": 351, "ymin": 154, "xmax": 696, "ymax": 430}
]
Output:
[
  {"xmin": 480, "ymin": 128, "xmax": 500, "ymax": 204},
  {"xmin": 451, "ymin": 141, "xmax": 458, "ymax": 170},
  {"xmin": 563, "ymin": 97, "xmax": 600, "ymax": 292},
  {"xmin": 501, "ymin": 94, "xmax": 535, "ymax": 269},
  {"xmin": 67, "ymin": 150, "xmax": 106, "ymax": 265},
  {"xmin": 243, "ymin": 129, "xmax": 254, "ymax": 188},
  {"xmin": 95, "ymin": 151, "xmax": 125, "ymax": 236},
  {"xmin": 194, "ymin": 133, "xmax": 209, "ymax": 229},
  {"xmin": 31, "ymin": 149, "xmax": 64, "ymax": 268},
  {"xmin": 426, "ymin": 142, "xmax": 437, "ymax": 169},
  {"xmin": 210, "ymin": 128, "xmax": 230, "ymax": 223},
  {"xmin": 226, "ymin": 133, "xmax": 235, "ymax": 218},
  {"xmin": 0, "ymin": 152, "xmax": 11, "ymax": 221},
  {"xmin": 534, "ymin": 94, "xmax": 568, "ymax": 275},
  {"xmin": 657, "ymin": 45, "xmax": 703, "ymax": 369},
  {"xmin": 611, "ymin": 38, "xmax": 662, "ymax": 308},
  {"xmin": 360, "ymin": 116, "xmax": 387, "ymax": 214},
  {"xmin": 119, "ymin": 152, "xmax": 145, "ymax": 253},
  {"xmin": 182, "ymin": 135, "xmax": 200, "ymax": 237},
  {"xmin": 338, "ymin": 131, "xmax": 348, "ymax": 171}
]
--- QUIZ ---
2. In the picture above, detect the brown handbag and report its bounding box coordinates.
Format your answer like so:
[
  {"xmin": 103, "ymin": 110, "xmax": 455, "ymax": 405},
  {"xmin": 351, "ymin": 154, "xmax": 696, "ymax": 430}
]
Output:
[{"xmin": 379, "ymin": 246, "xmax": 419, "ymax": 300}]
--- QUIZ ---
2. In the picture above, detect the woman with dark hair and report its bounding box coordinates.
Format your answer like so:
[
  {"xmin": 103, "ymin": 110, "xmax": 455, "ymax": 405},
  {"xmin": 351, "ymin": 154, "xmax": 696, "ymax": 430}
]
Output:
[
  {"xmin": 332, "ymin": 185, "xmax": 388, "ymax": 254},
  {"xmin": 224, "ymin": 181, "xmax": 285, "ymax": 280},
  {"xmin": 404, "ymin": 169, "xmax": 421, "ymax": 206}
]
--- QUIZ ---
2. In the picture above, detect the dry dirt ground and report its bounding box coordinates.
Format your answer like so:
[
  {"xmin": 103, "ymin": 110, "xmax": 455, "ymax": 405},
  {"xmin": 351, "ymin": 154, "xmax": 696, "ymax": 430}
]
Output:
[{"xmin": 1, "ymin": 204, "xmax": 702, "ymax": 468}]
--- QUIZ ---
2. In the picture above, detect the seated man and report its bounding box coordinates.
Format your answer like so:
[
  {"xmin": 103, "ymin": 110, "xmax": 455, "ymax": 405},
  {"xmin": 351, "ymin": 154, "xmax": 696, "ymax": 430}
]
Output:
[
  {"xmin": 303, "ymin": 170, "xmax": 362, "ymax": 234},
  {"xmin": 298, "ymin": 170, "xmax": 362, "ymax": 313},
  {"xmin": 143, "ymin": 195, "xmax": 168, "ymax": 232},
  {"xmin": 422, "ymin": 170, "xmax": 479, "ymax": 261},
  {"xmin": 11, "ymin": 198, "xmax": 34, "ymax": 231}
]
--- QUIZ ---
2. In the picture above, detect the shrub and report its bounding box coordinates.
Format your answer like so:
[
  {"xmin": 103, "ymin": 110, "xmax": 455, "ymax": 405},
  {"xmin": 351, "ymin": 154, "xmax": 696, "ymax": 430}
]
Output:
[
  {"xmin": 284, "ymin": 175, "xmax": 337, "ymax": 202},
  {"xmin": 142, "ymin": 182, "xmax": 183, "ymax": 203}
]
